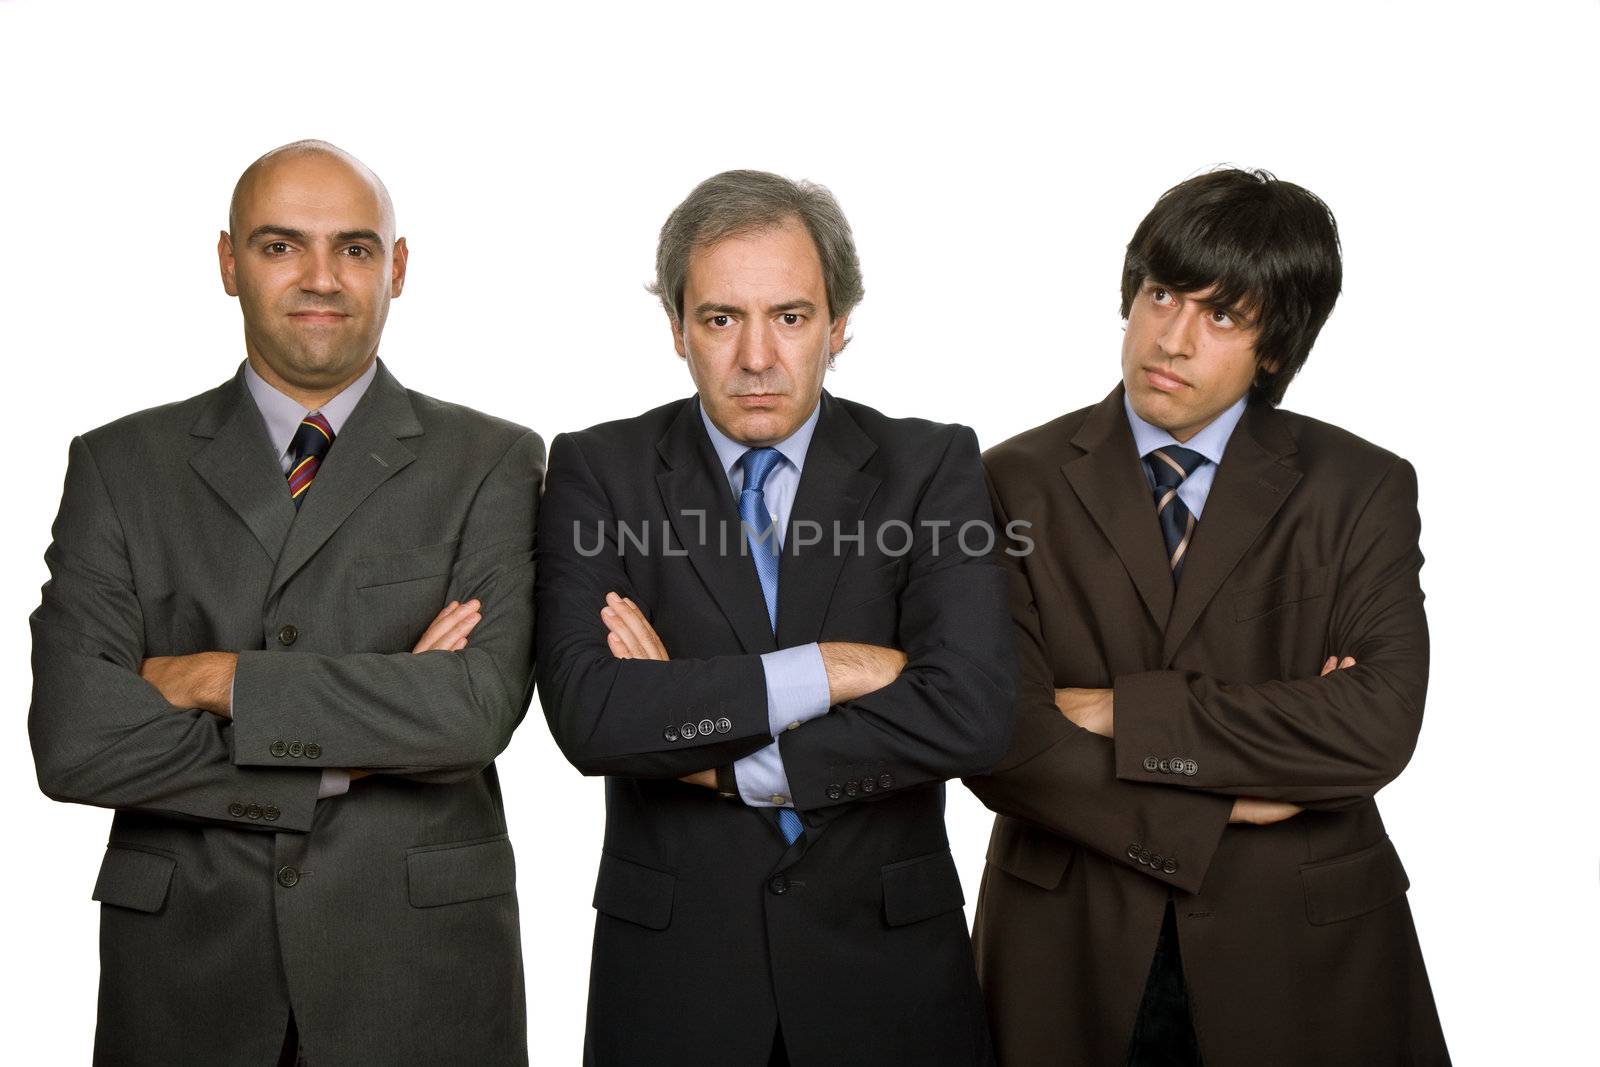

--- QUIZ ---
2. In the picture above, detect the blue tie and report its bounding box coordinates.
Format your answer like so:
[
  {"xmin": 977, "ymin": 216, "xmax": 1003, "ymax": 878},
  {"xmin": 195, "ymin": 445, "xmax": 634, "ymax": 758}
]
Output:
[{"xmin": 738, "ymin": 448, "xmax": 803, "ymax": 845}]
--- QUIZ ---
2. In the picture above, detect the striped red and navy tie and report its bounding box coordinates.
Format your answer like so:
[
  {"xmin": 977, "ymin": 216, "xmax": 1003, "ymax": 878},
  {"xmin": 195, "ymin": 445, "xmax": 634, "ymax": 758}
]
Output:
[{"xmin": 286, "ymin": 412, "xmax": 335, "ymax": 509}]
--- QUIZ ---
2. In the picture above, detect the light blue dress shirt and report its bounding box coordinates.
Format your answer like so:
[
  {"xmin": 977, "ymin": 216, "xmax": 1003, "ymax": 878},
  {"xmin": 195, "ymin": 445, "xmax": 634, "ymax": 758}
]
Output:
[
  {"xmin": 1123, "ymin": 392, "xmax": 1248, "ymax": 517},
  {"xmin": 239, "ymin": 358, "xmax": 379, "ymax": 800},
  {"xmin": 697, "ymin": 401, "xmax": 833, "ymax": 809}
]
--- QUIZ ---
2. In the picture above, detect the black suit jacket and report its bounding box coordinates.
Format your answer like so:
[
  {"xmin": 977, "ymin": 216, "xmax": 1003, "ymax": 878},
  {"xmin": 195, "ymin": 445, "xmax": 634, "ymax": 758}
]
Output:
[
  {"xmin": 535, "ymin": 392, "xmax": 1016, "ymax": 1066},
  {"xmin": 965, "ymin": 386, "xmax": 1448, "ymax": 1065},
  {"xmin": 29, "ymin": 362, "xmax": 542, "ymax": 1065}
]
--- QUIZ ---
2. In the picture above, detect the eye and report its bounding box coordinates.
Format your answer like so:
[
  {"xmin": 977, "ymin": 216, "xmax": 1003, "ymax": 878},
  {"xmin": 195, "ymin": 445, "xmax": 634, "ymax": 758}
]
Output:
[
  {"xmin": 708, "ymin": 315, "xmax": 732, "ymax": 328},
  {"xmin": 342, "ymin": 245, "xmax": 372, "ymax": 259},
  {"xmin": 1209, "ymin": 309, "xmax": 1234, "ymax": 326},
  {"xmin": 1151, "ymin": 286, "xmax": 1175, "ymax": 306},
  {"xmin": 779, "ymin": 313, "xmax": 801, "ymax": 326},
  {"xmin": 265, "ymin": 241, "xmax": 290, "ymax": 255}
]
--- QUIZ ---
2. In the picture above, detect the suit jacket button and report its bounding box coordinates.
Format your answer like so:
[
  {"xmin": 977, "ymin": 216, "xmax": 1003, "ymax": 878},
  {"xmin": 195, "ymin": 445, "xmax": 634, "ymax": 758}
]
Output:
[
  {"xmin": 861, "ymin": 777, "xmax": 876, "ymax": 793},
  {"xmin": 844, "ymin": 780, "xmax": 859, "ymax": 797},
  {"xmin": 1138, "ymin": 849, "xmax": 1153, "ymax": 866},
  {"xmin": 277, "ymin": 624, "xmax": 298, "ymax": 646},
  {"xmin": 877, "ymin": 773, "xmax": 893, "ymax": 790},
  {"xmin": 1170, "ymin": 755, "xmax": 1185, "ymax": 774},
  {"xmin": 1163, "ymin": 859, "xmax": 1179, "ymax": 874},
  {"xmin": 1127, "ymin": 843, "xmax": 1141, "ymax": 860},
  {"xmin": 304, "ymin": 743, "xmax": 321, "ymax": 759},
  {"xmin": 270, "ymin": 741, "xmax": 288, "ymax": 758},
  {"xmin": 1183, "ymin": 760, "xmax": 1198, "ymax": 776},
  {"xmin": 277, "ymin": 866, "xmax": 300, "ymax": 888},
  {"xmin": 697, "ymin": 718, "xmax": 714, "ymax": 736},
  {"xmin": 287, "ymin": 741, "xmax": 304, "ymax": 758},
  {"xmin": 263, "ymin": 806, "xmax": 280, "ymax": 822},
  {"xmin": 715, "ymin": 717, "xmax": 733, "ymax": 734},
  {"xmin": 664, "ymin": 725, "xmax": 680, "ymax": 743},
  {"xmin": 1143, "ymin": 755, "xmax": 1160, "ymax": 772},
  {"xmin": 228, "ymin": 802, "xmax": 246, "ymax": 818},
  {"xmin": 246, "ymin": 804, "xmax": 263, "ymax": 819},
  {"xmin": 768, "ymin": 876, "xmax": 789, "ymax": 895},
  {"xmin": 680, "ymin": 722, "xmax": 698, "ymax": 739},
  {"xmin": 826, "ymin": 784, "xmax": 842, "ymax": 800},
  {"xmin": 1157, "ymin": 759, "xmax": 1170, "ymax": 774}
]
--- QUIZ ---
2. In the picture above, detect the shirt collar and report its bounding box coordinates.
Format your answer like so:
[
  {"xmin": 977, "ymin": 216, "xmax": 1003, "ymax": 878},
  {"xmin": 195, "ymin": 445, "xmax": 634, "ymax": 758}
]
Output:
[
  {"xmin": 698, "ymin": 395, "xmax": 822, "ymax": 481},
  {"xmin": 1123, "ymin": 390, "xmax": 1248, "ymax": 467},
  {"xmin": 243, "ymin": 358, "xmax": 379, "ymax": 459}
]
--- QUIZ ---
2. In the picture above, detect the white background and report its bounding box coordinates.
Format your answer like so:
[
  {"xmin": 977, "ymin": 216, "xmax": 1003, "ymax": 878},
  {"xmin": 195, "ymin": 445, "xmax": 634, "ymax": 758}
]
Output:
[{"xmin": 2, "ymin": 2, "xmax": 1595, "ymax": 1062}]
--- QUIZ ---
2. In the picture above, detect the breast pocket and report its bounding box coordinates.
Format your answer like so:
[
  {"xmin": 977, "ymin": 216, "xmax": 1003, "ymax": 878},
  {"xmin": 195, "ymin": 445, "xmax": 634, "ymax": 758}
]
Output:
[
  {"xmin": 351, "ymin": 539, "xmax": 460, "ymax": 651},
  {"xmin": 1233, "ymin": 564, "xmax": 1330, "ymax": 622}
]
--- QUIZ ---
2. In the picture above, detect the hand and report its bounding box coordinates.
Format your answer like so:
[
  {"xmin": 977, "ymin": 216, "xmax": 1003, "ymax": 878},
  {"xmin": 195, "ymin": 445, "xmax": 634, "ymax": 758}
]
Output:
[
  {"xmin": 817, "ymin": 642, "xmax": 906, "ymax": 704},
  {"xmin": 1321, "ymin": 655, "xmax": 1356, "ymax": 676},
  {"xmin": 413, "ymin": 599, "xmax": 482, "ymax": 653},
  {"xmin": 601, "ymin": 592, "xmax": 670, "ymax": 660},
  {"xmin": 1228, "ymin": 797, "xmax": 1303, "ymax": 825},
  {"xmin": 1054, "ymin": 687, "xmax": 1114, "ymax": 737},
  {"xmin": 680, "ymin": 769, "xmax": 717, "ymax": 789},
  {"xmin": 140, "ymin": 652, "xmax": 237, "ymax": 717}
]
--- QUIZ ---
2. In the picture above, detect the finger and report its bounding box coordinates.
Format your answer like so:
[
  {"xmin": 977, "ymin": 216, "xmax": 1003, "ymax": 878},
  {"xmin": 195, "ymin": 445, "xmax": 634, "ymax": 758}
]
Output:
[
  {"xmin": 417, "ymin": 610, "xmax": 481, "ymax": 653},
  {"xmin": 621, "ymin": 597, "xmax": 669, "ymax": 659},
  {"xmin": 450, "ymin": 636, "xmax": 469, "ymax": 652},
  {"xmin": 1339, "ymin": 656, "xmax": 1356, "ymax": 670},
  {"xmin": 1320, "ymin": 656, "xmax": 1337, "ymax": 677},
  {"xmin": 610, "ymin": 597, "xmax": 667, "ymax": 661},
  {"xmin": 601, "ymin": 606, "xmax": 648, "ymax": 658},
  {"xmin": 606, "ymin": 630, "xmax": 633, "ymax": 660},
  {"xmin": 413, "ymin": 601, "xmax": 468, "ymax": 652}
]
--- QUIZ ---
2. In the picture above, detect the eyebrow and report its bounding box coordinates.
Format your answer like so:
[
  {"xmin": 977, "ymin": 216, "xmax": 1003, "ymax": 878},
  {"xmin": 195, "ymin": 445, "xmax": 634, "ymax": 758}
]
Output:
[
  {"xmin": 690, "ymin": 299, "xmax": 819, "ymax": 317},
  {"xmin": 246, "ymin": 225, "xmax": 386, "ymax": 250}
]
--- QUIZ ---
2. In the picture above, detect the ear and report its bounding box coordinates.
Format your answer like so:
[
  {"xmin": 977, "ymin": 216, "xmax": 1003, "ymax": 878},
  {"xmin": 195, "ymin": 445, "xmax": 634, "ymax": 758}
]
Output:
[
  {"xmin": 669, "ymin": 310, "xmax": 687, "ymax": 360},
  {"xmin": 390, "ymin": 236, "xmax": 409, "ymax": 298},
  {"xmin": 1258, "ymin": 354, "xmax": 1283, "ymax": 375},
  {"xmin": 218, "ymin": 231, "xmax": 239, "ymax": 296},
  {"xmin": 827, "ymin": 314, "xmax": 849, "ymax": 356}
]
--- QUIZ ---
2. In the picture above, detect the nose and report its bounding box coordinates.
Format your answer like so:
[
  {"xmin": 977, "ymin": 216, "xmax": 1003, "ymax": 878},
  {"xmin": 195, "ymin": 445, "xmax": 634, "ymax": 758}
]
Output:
[
  {"xmin": 735, "ymin": 317, "xmax": 778, "ymax": 373},
  {"xmin": 298, "ymin": 247, "xmax": 342, "ymax": 297},
  {"xmin": 1156, "ymin": 302, "xmax": 1201, "ymax": 359}
]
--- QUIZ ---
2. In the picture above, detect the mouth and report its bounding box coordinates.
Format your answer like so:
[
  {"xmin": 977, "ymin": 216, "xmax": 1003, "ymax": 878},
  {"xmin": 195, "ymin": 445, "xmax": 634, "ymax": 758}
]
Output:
[
  {"xmin": 288, "ymin": 311, "xmax": 349, "ymax": 325},
  {"xmin": 1143, "ymin": 365, "xmax": 1189, "ymax": 392},
  {"xmin": 732, "ymin": 393, "xmax": 784, "ymax": 408}
]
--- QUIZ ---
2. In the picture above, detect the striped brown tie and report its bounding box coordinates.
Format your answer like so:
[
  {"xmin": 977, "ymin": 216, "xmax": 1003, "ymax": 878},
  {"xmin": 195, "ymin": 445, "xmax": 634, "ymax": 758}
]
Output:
[
  {"xmin": 1144, "ymin": 445, "xmax": 1206, "ymax": 582},
  {"xmin": 286, "ymin": 412, "xmax": 335, "ymax": 509}
]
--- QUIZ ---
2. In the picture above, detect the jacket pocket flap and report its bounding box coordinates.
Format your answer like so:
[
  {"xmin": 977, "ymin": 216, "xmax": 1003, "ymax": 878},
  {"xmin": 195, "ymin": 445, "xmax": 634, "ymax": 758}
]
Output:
[
  {"xmin": 92, "ymin": 846, "xmax": 176, "ymax": 913},
  {"xmin": 882, "ymin": 849, "xmax": 965, "ymax": 927},
  {"xmin": 1234, "ymin": 565, "xmax": 1330, "ymax": 621},
  {"xmin": 985, "ymin": 819, "xmax": 1075, "ymax": 890},
  {"xmin": 407, "ymin": 834, "xmax": 516, "ymax": 908},
  {"xmin": 1300, "ymin": 835, "xmax": 1409, "ymax": 926},
  {"xmin": 593, "ymin": 852, "xmax": 675, "ymax": 930},
  {"xmin": 354, "ymin": 539, "xmax": 460, "ymax": 589}
]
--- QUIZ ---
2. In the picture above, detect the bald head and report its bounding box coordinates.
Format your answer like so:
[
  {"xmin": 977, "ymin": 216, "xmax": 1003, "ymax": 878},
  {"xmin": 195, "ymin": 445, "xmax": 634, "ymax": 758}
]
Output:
[{"xmin": 228, "ymin": 139, "xmax": 394, "ymax": 239}]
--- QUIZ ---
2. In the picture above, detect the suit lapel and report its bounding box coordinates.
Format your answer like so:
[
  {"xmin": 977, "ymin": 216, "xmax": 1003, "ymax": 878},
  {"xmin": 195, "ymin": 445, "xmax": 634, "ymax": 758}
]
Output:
[
  {"xmin": 268, "ymin": 361, "xmax": 420, "ymax": 598},
  {"xmin": 777, "ymin": 393, "xmax": 881, "ymax": 645},
  {"xmin": 1062, "ymin": 387, "xmax": 1175, "ymax": 630},
  {"xmin": 188, "ymin": 368, "xmax": 297, "ymax": 565},
  {"xmin": 1160, "ymin": 403, "xmax": 1302, "ymax": 663},
  {"xmin": 655, "ymin": 399, "xmax": 777, "ymax": 655}
]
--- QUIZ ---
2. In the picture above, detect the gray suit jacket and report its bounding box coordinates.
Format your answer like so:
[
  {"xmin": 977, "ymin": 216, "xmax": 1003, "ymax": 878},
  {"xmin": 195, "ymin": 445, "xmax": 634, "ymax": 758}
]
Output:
[{"xmin": 28, "ymin": 360, "xmax": 543, "ymax": 1066}]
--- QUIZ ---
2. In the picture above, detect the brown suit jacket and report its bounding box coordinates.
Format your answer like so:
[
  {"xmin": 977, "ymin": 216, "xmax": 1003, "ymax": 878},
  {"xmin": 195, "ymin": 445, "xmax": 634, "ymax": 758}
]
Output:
[{"xmin": 965, "ymin": 386, "xmax": 1448, "ymax": 1066}]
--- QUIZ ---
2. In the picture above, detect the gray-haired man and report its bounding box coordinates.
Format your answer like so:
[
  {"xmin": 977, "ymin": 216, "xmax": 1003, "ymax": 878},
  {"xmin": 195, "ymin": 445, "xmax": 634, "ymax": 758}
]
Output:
[{"xmin": 536, "ymin": 170, "xmax": 1016, "ymax": 1065}]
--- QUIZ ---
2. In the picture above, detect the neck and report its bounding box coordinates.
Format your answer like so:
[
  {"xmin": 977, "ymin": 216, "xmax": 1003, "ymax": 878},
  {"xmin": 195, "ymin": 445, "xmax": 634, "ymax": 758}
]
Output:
[{"xmin": 246, "ymin": 348, "xmax": 376, "ymax": 411}]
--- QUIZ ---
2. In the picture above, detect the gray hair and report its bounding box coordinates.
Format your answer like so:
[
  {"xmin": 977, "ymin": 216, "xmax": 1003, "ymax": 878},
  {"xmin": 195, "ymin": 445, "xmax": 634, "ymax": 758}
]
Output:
[{"xmin": 650, "ymin": 169, "xmax": 865, "ymax": 326}]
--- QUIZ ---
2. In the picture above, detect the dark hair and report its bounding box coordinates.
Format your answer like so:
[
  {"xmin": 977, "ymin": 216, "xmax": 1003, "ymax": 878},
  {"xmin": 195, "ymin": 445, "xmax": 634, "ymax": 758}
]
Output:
[
  {"xmin": 650, "ymin": 170, "xmax": 864, "ymax": 327},
  {"xmin": 1120, "ymin": 167, "xmax": 1341, "ymax": 406}
]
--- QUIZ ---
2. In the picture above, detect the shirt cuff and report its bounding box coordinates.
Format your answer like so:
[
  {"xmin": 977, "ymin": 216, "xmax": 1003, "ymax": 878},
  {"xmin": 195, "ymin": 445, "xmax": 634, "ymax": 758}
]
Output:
[
  {"xmin": 735, "ymin": 741, "xmax": 793, "ymax": 808},
  {"xmin": 759, "ymin": 643, "xmax": 830, "ymax": 737},
  {"xmin": 317, "ymin": 770, "xmax": 352, "ymax": 799}
]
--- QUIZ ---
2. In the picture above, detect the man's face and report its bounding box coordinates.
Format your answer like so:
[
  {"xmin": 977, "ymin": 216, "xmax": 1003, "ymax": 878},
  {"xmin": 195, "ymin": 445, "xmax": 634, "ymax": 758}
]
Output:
[
  {"xmin": 218, "ymin": 153, "xmax": 407, "ymax": 393},
  {"xmin": 671, "ymin": 218, "xmax": 847, "ymax": 447},
  {"xmin": 1120, "ymin": 279, "xmax": 1272, "ymax": 442}
]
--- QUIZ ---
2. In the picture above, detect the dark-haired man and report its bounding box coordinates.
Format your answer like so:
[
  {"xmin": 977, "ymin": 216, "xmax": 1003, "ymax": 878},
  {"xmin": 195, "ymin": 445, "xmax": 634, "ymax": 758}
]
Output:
[
  {"xmin": 29, "ymin": 140, "xmax": 541, "ymax": 1065},
  {"xmin": 966, "ymin": 168, "xmax": 1449, "ymax": 1065},
  {"xmin": 536, "ymin": 170, "xmax": 1015, "ymax": 1065}
]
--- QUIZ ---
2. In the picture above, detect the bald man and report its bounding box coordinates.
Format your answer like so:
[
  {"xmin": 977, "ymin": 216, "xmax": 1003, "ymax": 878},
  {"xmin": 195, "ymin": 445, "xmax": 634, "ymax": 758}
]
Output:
[{"xmin": 29, "ymin": 140, "xmax": 542, "ymax": 1066}]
